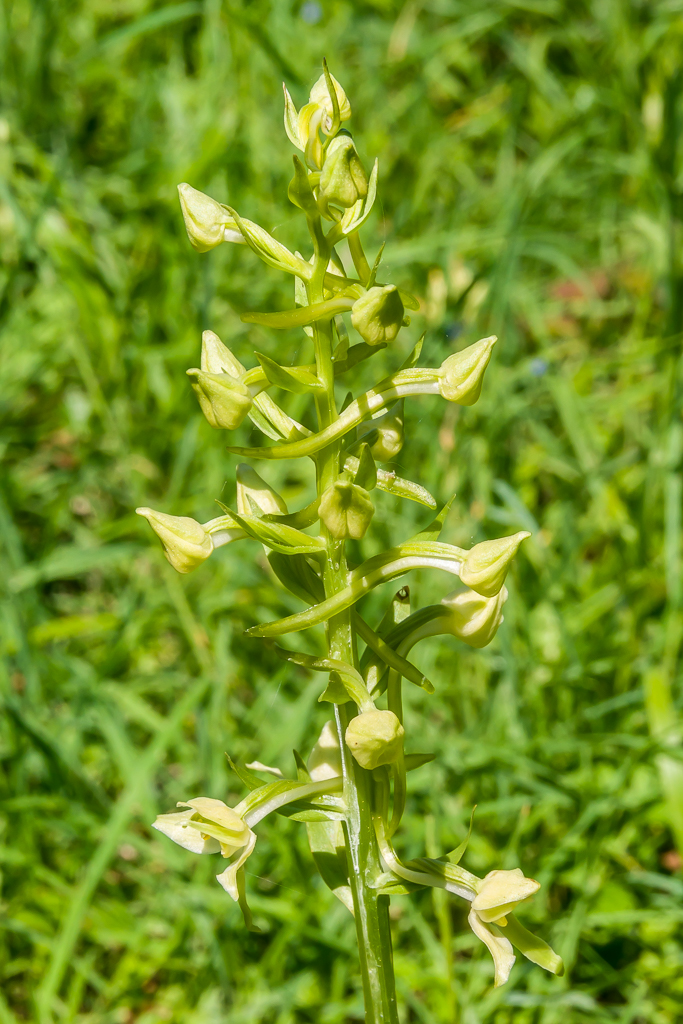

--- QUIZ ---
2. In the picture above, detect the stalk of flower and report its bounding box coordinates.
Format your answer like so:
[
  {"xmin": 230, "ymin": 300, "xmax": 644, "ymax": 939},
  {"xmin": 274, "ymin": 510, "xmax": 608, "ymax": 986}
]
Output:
[{"xmin": 133, "ymin": 63, "xmax": 564, "ymax": 1015}]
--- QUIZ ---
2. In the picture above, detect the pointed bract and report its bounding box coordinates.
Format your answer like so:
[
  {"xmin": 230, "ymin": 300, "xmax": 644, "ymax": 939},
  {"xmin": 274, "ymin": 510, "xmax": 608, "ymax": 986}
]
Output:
[{"xmin": 308, "ymin": 721, "xmax": 343, "ymax": 781}]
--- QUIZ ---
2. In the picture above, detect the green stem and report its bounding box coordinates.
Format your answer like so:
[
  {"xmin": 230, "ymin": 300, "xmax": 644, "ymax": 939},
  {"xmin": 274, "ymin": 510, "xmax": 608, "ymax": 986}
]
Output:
[{"xmin": 308, "ymin": 213, "xmax": 399, "ymax": 1023}]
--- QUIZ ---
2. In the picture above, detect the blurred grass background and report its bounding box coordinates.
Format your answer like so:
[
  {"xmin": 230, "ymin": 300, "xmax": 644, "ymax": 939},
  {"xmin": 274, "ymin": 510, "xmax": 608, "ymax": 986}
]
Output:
[{"xmin": 2, "ymin": 0, "xmax": 683, "ymax": 1021}]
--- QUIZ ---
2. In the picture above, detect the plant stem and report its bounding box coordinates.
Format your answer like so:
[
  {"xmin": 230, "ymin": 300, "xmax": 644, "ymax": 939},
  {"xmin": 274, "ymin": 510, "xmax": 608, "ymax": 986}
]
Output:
[{"xmin": 308, "ymin": 217, "xmax": 399, "ymax": 1023}]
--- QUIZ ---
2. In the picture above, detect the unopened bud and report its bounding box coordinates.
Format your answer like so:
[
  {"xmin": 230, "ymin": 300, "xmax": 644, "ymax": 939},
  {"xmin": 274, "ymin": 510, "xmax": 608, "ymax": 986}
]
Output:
[
  {"xmin": 177, "ymin": 183, "xmax": 238, "ymax": 252},
  {"xmin": 186, "ymin": 369, "xmax": 253, "ymax": 430},
  {"xmin": 439, "ymin": 587, "xmax": 507, "ymax": 648},
  {"xmin": 309, "ymin": 72, "xmax": 352, "ymax": 131},
  {"xmin": 460, "ymin": 532, "xmax": 529, "ymax": 598},
  {"xmin": 136, "ymin": 507, "xmax": 213, "ymax": 574},
  {"xmin": 308, "ymin": 721, "xmax": 342, "ymax": 781},
  {"xmin": 319, "ymin": 136, "xmax": 368, "ymax": 210},
  {"xmin": 319, "ymin": 480, "xmax": 374, "ymax": 539},
  {"xmin": 201, "ymin": 330, "xmax": 245, "ymax": 376},
  {"xmin": 236, "ymin": 464, "xmax": 288, "ymax": 516},
  {"xmin": 345, "ymin": 710, "xmax": 404, "ymax": 770},
  {"xmin": 472, "ymin": 868, "xmax": 540, "ymax": 924},
  {"xmin": 351, "ymin": 285, "xmax": 404, "ymax": 347},
  {"xmin": 439, "ymin": 335, "xmax": 497, "ymax": 405}
]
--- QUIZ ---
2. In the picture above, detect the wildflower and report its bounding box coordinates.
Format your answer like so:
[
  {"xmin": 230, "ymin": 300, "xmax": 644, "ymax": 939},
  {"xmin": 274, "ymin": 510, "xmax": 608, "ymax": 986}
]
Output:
[
  {"xmin": 153, "ymin": 797, "xmax": 256, "ymax": 902},
  {"xmin": 460, "ymin": 532, "xmax": 530, "ymax": 597},
  {"xmin": 186, "ymin": 369, "xmax": 253, "ymax": 430},
  {"xmin": 319, "ymin": 135, "xmax": 368, "ymax": 211},
  {"xmin": 439, "ymin": 587, "xmax": 507, "ymax": 648},
  {"xmin": 177, "ymin": 183, "xmax": 241, "ymax": 252},
  {"xmin": 468, "ymin": 868, "xmax": 541, "ymax": 987},
  {"xmin": 438, "ymin": 335, "xmax": 497, "ymax": 405},
  {"xmin": 136, "ymin": 508, "xmax": 213, "ymax": 573},
  {"xmin": 351, "ymin": 286, "xmax": 405, "ymax": 347},
  {"xmin": 345, "ymin": 710, "xmax": 405, "ymax": 770},
  {"xmin": 319, "ymin": 480, "xmax": 375, "ymax": 539}
]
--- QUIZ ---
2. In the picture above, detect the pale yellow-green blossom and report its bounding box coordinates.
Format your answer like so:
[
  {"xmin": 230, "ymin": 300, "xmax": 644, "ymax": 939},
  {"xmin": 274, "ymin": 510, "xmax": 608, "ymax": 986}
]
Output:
[
  {"xmin": 345, "ymin": 710, "xmax": 405, "ymax": 770},
  {"xmin": 351, "ymin": 286, "xmax": 405, "ymax": 347},
  {"xmin": 460, "ymin": 532, "xmax": 530, "ymax": 598},
  {"xmin": 439, "ymin": 586, "xmax": 508, "ymax": 648},
  {"xmin": 438, "ymin": 335, "xmax": 497, "ymax": 405},
  {"xmin": 136, "ymin": 508, "xmax": 213, "ymax": 573},
  {"xmin": 319, "ymin": 480, "xmax": 375, "ymax": 539},
  {"xmin": 177, "ymin": 183, "xmax": 241, "ymax": 252}
]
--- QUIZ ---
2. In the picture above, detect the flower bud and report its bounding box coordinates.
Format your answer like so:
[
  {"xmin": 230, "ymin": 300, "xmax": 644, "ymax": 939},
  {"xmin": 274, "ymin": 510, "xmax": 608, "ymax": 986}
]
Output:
[
  {"xmin": 201, "ymin": 330, "xmax": 245, "ymax": 376},
  {"xmin": 236, "ymin": 463, "xmax": 288, "ymax": 516},
  {"xmin": 309, "ymin": 72, "xmax": 352, "ymax": 131},
  {"xmin": 351, "ymin": 285, "xmax": 404, "ymax": 347},
  {"xmin": 319, "ymin": 480, "xmax": 374, "ymax": 540},
  {"xmin": 345, "ymin": 710, "xmax": 404, "ymax": 770},
  {"xmin": 439, "ymin": 587, "xmax": 507, "ymax": 648},
  {"xmin": 438, "ymin": 335, "xmax": 497, "ymax": 405},
  {"xmin": 472, "ymin": 868, "xmax": 540, "ymax": 924},
  {"xmin": 177, "ymin": 183, "xmax": 238, "ymax": 252},
  {"xmin": 319, "ymin": 136, "xmax": 368, "ymax": 210},
  {"xmin": 459, "ymin": 532, "xmax": 530, "ymax": 598},
  {"xmin": 186, "ymin": 369, "xmax": 253, "ymax": 430},
  {"xmin": 136, "ymin": 507, "xmax": 213, "ymax": 574},
  {"xmin": 307, "ymin": 721, "xmax": 343, "ymax": 781}
]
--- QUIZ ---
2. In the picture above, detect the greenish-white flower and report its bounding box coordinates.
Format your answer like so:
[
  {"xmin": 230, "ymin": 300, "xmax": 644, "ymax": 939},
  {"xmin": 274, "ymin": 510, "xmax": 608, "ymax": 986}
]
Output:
[{"xmin": 153, "ymin": 797, "xmax": 257, "ymax": 902}]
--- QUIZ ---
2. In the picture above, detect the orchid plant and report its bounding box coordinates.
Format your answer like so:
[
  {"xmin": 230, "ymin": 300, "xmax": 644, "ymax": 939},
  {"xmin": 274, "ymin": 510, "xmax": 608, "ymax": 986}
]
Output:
[{"xmin": 136, "ymin": 65, "xmax": 563, "ymax": 1022}]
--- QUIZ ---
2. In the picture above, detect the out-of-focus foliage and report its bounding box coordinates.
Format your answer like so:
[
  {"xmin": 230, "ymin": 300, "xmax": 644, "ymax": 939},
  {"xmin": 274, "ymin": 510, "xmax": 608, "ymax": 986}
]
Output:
[{"xmin": 1, "ymin": 1, "xmax": 683, "ymax": 1021}]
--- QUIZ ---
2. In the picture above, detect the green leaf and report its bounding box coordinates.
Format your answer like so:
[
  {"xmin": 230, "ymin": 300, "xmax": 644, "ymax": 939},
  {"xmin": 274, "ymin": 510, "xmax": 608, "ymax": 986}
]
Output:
[
  {"xmin": 411, "ymin": 494, "xmax": 456, "ymax": 543},
  {"xmin": 445, "ymin": 805, "xmax": 476, "ymax": 865},
  {"xmin": 255, "ymin": 352, "xmax": 323, "ymax": 394},
  {"xmin": 226, "ymin": 754, "xmax": 264, "ymax": 792},
  {"xmin": 399, "ymin": 334, "xmax": 425, "ymax": 370},
  {"xmin": 334, "ymin": 341, "xmax": 387, "ymax": 374},
  {"xmin": 273, "ymin": 646, "xmax": 373, "ymax": 709},
  {"xmin": 354, "ymin": 443, "xmax": 377, "ymax": 490},
  {"xmin": 229, "ymin": 510, "xmax": 325, "ymax": 556},
  {"xmin": 267, "ymin": 551, "xmax": 325, "ymax": 603},
  {"xmin": 404, "ymin": 752, "xmax": 436, "ymax": 772},
  {"xmin": 264, "ymin": 497, "xmax": 320, "ymax": 529},
  {"xmin": 343, "ymin": 456, "xmax": 437, "ymax": 509},
  {"xmin": 354, "ymin": 612, "xmax": 434, "ymax": 694}
]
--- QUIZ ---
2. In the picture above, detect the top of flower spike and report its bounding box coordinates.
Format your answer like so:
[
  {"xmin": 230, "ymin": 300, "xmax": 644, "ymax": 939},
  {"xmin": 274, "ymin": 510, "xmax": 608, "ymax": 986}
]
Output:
[{"xmin": 309, "ymin": 72, "xmax": 351, "ymax": 128}]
